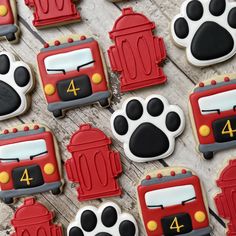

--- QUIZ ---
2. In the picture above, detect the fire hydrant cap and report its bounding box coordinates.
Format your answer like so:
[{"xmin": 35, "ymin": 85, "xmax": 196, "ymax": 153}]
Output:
[
  {"xmin": 109, "ymin": 7, "xmax": 155, "ymax": 38},
  {"xmin": 217, "ymin": 159, "xmax": 236, "ymax": 187},
  {"xmin": 11, "ymin": 197, "xmax": 53, "ymax": 226},
  {"xmin": 68, "ymin": 124, "xmax": 111, "ymax": 152}
]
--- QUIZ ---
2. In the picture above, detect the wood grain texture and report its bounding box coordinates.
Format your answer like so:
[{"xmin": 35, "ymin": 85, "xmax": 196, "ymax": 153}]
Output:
[{"xmin": 0, "ymin": 0, "xmax": 235, "ymax": 235}]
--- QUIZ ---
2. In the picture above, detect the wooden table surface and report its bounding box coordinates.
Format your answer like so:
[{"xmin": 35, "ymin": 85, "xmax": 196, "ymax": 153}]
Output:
[{"xmin": 1, "ymin": 0, "xmax": 235, "ymax": 235}]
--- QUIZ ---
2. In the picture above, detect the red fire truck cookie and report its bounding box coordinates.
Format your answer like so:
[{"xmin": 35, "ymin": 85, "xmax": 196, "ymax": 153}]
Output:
[
  {"xmin": 37, "ymin": 35, "xmax": 111, "ymax": 118},
  {"xmin": 67, "ymin": 201, "xmax": 138, "ymax": 236},
  {"xmin": 111, "ymin": 95, "xmax": 185, "ymax": 162},
  {"xmin": 65, "ymin": 124, "xmax": 122, "ymax": 201},
  {"xmin": 0, "ymin": 51, "xmax": 34, "ymax": 121},
  {"xmin": 108, "ymin": 7, "xmax": 167, "ymax": 92},
  {"xmin": 25, "ymin": 0, "xmax": 81, "ymax": 28},
  {"xmin": 189, "ymin": 74, "xmax": 236, "ymax": 159},
  {"xmin": 137, "ymin": 167, "xmax": 212, "ymax": 236},
  {"xmin": 0, "ymin": 124, "xmax": 63, "ymax": 204},
  {"xmin": 0, "ymin": 0, "xmax": 20, "ymax": 42},
  {"xmin": 11, "ymin": 197, "xmax": 63, "ymax": 236},
  {"xmin": 215, "ymin": 159, "xmax": 236, "ymax": 236}
]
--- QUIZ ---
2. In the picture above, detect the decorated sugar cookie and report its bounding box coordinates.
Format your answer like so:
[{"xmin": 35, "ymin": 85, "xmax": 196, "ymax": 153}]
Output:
[
  {"xmin": 189, "ymin": 74, "xmax": 236, "ymax": 159},
  {"xmin": 0, "ymin": 124, "xmax": 63, "ymax": 204},
  {"xmin": 25, "ymin": 0, "xmax": 81, "ymax": 28},
  {"xmin": 0, "ymin": 0, "xmax": 20, "ymax": 43},
  {"xmin": 108, "ymin": 7, "xmax": 166, "ymax": 92},
  {"xmin": 67, "ymin": 202, "xmax": 138, "ymax": 236},
  {"xmin": 215, "ymin": 159, "xmax": 236, "ymax": 236},
  {"xmin": 137, "ymin": 167, "xmax": 212, "ymax": 236},
  {"xmin": 171, "ymin": 0, "xmax": 236, "ymax": 67},
  {"xmin": 11, "ymin": 197, "xmax": 63, "ymax": 236},
  {"xmin": 0, "ymin": 52, "xmax": 34, "ymax": 121},
  {"xmin": 111, "ymin": 95, "xmax": 185, "ymax": 162},
  {"xmin": 37, "ymin": 35, "xmax": 111, "ymax": 118},
  {"xmin": 65, "ymin": 124, "xmax": 122, "ymax": 201}
]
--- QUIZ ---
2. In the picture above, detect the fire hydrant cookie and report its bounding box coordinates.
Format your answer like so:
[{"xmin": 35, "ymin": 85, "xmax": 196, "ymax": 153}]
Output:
[
  {"xmin": 171, "ymin": 0, "xmax": 236, "ymax": 67},
  {"xmin": 65, "ymin": 124, "xmax": 122, "ymax": 201},
  {"xmin": 215, "ymin": 159, "xmax": 236, "ymax": 236},
  {"xmin": 37, "ymin": 35, "xmax": 111, "ymax": 118},
  {"xmin": 0, "ymin": 51, "xmax": 34, "ymax": 121},
  {"xmin": 111, "ymin": 95, "xmax": 185, "ymax": 162},
  {"xmin": 0, "ymin": 124, "xmax": 63, "ymax": 204},
  {"xmin": 11, "ymin": 197, "xmax": 63, "ymax": 236},
  {"xmin": 189, "ymin": 74, "xmax": 236, "ymax": 159},
  {"xmin": 67, "ymin": 202, "xmax": 138, "ymax": 236},
  {"xmin": 0, "ymin": 0, "xmax": 20, "ymax": 43},
  {"xmin": 137, "ymin": 167, "xmax": 212, "ymax": 236},
  {"xmin": 108, "ymin": 7, "xmax": 166, "ymax": 92},
  {"xmin": 25, "ymin": 0, "xmax": 81, "ymax": 28}
]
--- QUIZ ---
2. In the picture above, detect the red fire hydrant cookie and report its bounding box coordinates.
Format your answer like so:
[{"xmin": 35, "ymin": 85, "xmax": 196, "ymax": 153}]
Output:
[
  {"xmin": 11, "ymin": 197, "xmax": 63, "ymax": 236},
  {"xmin": 65, "ymin": 124, "xmax": 122, "ymax": 201},
  {"xmin": 108, "ymin": 7, "xmax": 167, "ymax": 92}
]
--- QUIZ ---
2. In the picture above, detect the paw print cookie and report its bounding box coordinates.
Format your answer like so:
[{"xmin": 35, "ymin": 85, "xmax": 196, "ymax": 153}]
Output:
[
  {"xmin": 0, "ymin": 52, "xmax": 34, "ymax": 121},
  {"xmin": 171, "ymin": 0, "xmax": 236, "ymax": 67},
  {"xmin": 67, "ymin": 202, "xmax": 138, "ymax": 236},
  {"xmin": 111, "ymin": 95, "xmax": 185, "ymax": 162}
]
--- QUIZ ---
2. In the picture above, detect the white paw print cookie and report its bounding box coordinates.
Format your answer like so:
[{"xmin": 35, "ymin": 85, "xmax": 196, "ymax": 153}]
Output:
[
  {"xmin": 111, "ymin": 95, "xmax": 185, "ymax": 162},
  {"xmin": 67, "ymin": 202, "xmax": 138, "ymax": 236},
  {"xmin": 171, "ymin": 0, "xmax": 236, "ymax": 67},
  {"xmin": 0, "ymin": 52, "xmax": 34, "ymax": 121}
]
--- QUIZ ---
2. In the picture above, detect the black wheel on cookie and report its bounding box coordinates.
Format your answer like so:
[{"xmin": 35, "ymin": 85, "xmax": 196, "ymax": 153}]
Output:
[
  {"xmin": 203, "ymin": 151, "xmax": 214, "ymax": 160},
  {"xmin": 51, "ymin": 187, "xmax": 61, "ymax": 195},
  {"xmin": 3, "ymin": 197, "xmax": 14, "ymax": 204},
  {"xmin": 52, "ymin": 109, "xmax": 63, "ymax": 118},
  {"xmin": 6, "ymin": 33, "xmax": 16, "ymax": 42},
  {"xmin": 99, "ymin": 98, "xmax": 110, "ymax": 107}
]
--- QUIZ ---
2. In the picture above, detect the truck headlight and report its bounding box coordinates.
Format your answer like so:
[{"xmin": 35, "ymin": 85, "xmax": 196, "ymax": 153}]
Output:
[
  {"xmin": 44, "ymin": 163, "xmax": 55, "ymax": 175},
  {"xmin": 0, "ymin": 171, "xmax": 10, "ymax": 184},
  {"xmin": 92, "ymin": 73, "xmax": 102, "ymax": 84},
  {"xmin": 147, "ymin": 220, "xmax": 158, "ymax": 231},
  {"xmin": 194, "ymin": 211, "xmax": 206, "ymax": 223},
  {"xmin": 199, "ymin": 125, "xmax": 210, "ymax": 137},
  {"xmin": 44, "ymin": 84, "xmax": 56, "ymax": 96}
]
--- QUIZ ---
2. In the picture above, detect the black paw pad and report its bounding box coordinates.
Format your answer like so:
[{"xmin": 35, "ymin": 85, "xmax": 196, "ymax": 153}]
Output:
[
  {"xmin": 14, "ymin": 67, "xmax": 31, "ymax": 87},
  {"xmin": 68, "ymin": 203, "xmax": 138, "ymax": 236},
  {"xmin": 191, "ymin": 22, "xmax": 234, "ymax": 60},
  {"xmin": 129, "ymin": 123, "xmax": 169, "ymax": 157},
  {"xmin": 0, "ymin": 54, "xmax": 10, "ymax": 75},
  {"xmin": 174, "ymin": 18, "xmax": 189, "ymax": 39},
  {"xmin": 81, "ymin": 210, "xmax": 97, "ymax": 232},
  {"xmin": 147, "ymin": 98, "xmax": 164, "ymax": 116},
  {"xmin": 187, "ymin": 0, "xmax": 203, "ymax": 21},
  {"xmin": 209, "ymin": 0, "xmax": 226, "ymax": 16},
  {"xmin": 126, "ymin": 99, "xmax": 143, "ymax": 120},
  {"xmin": 228, "ymin": 8, "xmax": 236, "ymax": 28},
  {"xmin": 111, "ymin": 96, "xmax": 185, "ymax": 162}
]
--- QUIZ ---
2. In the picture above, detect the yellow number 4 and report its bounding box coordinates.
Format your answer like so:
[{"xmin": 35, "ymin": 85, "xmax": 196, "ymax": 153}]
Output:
[
  {"xmin": 20, "ymin": 169, "xmax": 33, "ymax": 186},
  {"xmin": 67, "ymin": 80, "xmax": 80, "ymax": 96},
  {"xmin": 170, "ymin": 217, "xmax": 184, "ymax": 233},
  {"xmin": 222, "ymin": 120, "xmax": 236, "ymax": 137}
]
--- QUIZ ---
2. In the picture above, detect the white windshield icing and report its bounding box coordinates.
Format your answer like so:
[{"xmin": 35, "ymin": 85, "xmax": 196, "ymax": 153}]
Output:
[
  {"xmin": 0, "ymin": 139, "xmax": 47, "ymax": 163},
  {"xmin": 199, "ymin": 89, "xmax": 236, "ymax": 115},
  {"xmin": 45, "ymin": 48, "xmax": 94, "ymax": 74},
  {"xmin": 145, "ymin": 185, "xmax": 196, "ymax": 208}
]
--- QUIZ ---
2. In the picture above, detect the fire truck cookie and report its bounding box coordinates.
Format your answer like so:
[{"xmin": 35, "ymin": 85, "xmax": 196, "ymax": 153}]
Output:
[
  {"xmin": 215, "ymin": 159, "xmax": 236, "ymax": 236},
  {"xmin": 67, "ymin": 201, "xmax": 138, "ymax": 236},
  {"xmin": 11, "ymin": 197, "xmax": 63, "ymax": 236},
  {"xmin": 111, "ymin": 95, "xmax": 185, "ymax": 162},
  {"xmin": 137, "ymin": 167, "xmax": 212, "ymax": 236},
  {"xmin": 189, "ymin": 74, "xmax": 236, "ymax": 159},
  {"xmin": 171, "ymin": 0, "xmax": 236, "ymax": 67},
  {"xmin": 65, "ymin": 124, "xmax": 122, "ymax": 201},
  {"xmin": 0, "ymin": 124, "xmax": 63, "ymax": 204},
  {"xmin": 37, "ymin": 35, "xmax": 111, "ymax": 118},
  {"xmin": 108, "ymin": 7, "xmax": 167, "ymax": 92},
  {"xmin": 0, "ymin": 51, "xmax": 34, "ymax": 121},
  {"xmin": 25, "ymin": 0, "xmax": 81, "ymax": 28},
  {"xmin": 0, "ymin": 0, "xmax": 20, "ymax": 43}
]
